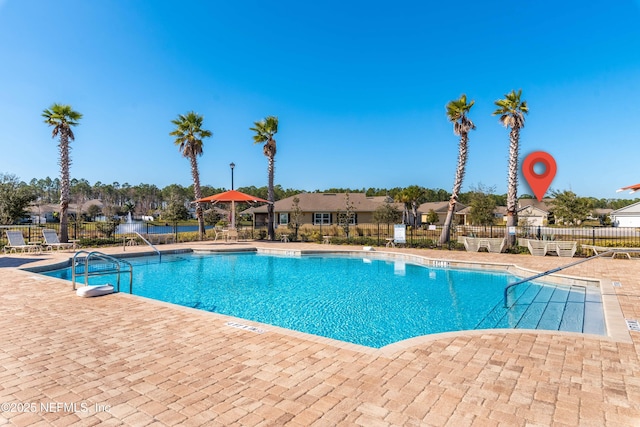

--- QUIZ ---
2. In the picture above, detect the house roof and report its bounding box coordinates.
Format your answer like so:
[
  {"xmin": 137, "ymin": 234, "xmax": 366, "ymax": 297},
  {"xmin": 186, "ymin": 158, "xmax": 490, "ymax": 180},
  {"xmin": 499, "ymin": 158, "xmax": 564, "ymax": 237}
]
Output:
[
  {"xmin": 611, "ymin": 201, "xmax": 640, "ymax": 216},
  {"xmin": 517, "ymin": 205, "xmax": 549, "ymax": 215},
  {"xmin": 592, "ymin": 208, "xmax": 613, "ymax": 215},
  {"xmin": 517, "ymin": 198, "xmax": 553, "ymax": 212},
  {"xmin": 457, "ymin": 205, "xmax": 507, "ymax": 216},
  {"xmin": 247, "ymin": 193, "xmax": 402, "ymax": 214},
  {"xmin": 417, "ymin": 201, "xmax": 467, "ymax": 214},
  {"xmin": 28, "ymin": 199, "xmax": 104, "ymax": 215}
]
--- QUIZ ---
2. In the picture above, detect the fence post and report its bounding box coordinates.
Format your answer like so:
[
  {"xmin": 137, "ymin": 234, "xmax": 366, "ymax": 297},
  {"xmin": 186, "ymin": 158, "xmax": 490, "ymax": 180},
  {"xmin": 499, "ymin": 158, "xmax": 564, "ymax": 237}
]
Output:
[{"xmin": 592, "ymin": 227, "xmax": 596, "ymax": 246}]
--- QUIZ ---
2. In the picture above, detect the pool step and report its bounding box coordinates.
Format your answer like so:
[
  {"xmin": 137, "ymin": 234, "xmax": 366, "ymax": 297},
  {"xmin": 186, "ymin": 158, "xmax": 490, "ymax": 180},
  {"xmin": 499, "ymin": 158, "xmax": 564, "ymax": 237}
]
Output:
[{"xmin": 476, "ymin": 283, "xmax": 604, "ymax": 334}]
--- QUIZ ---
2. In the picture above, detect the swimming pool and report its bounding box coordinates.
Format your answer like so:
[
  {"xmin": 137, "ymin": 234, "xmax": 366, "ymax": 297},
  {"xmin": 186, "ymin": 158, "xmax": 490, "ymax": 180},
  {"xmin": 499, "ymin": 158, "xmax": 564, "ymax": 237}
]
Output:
[{"xmin": 42, "ymin": 251, "xmax": 605, "ymax": 348}]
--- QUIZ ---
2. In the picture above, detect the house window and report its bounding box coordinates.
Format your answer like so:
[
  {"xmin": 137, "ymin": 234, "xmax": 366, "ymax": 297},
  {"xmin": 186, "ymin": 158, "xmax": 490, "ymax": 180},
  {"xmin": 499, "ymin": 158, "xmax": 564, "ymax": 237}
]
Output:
[
  {"xmin": 338, "ymin": 213, "xmax": 357, "ymax": 225},
  {"xmin": 313, "ymin": 213, "xmax": 331, "ymax": 225},
  {"xmin": 279, "ymin": 213, "xmax": 289, "ymax": 225}
]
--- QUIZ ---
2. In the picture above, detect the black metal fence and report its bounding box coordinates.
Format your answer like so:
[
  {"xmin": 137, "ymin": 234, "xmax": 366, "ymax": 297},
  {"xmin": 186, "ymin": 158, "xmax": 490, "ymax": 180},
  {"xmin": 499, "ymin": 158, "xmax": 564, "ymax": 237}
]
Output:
[
  {"xmin": 270, "ymin": 223, "xmax": 640, "ymax": 249},
  {"xmin": 3, "ymin": 222, "xmax": 640, "ymax": 252},
  {"xmin": 0, "ymin": 222, "xmax": 242, "ymax": 248}
]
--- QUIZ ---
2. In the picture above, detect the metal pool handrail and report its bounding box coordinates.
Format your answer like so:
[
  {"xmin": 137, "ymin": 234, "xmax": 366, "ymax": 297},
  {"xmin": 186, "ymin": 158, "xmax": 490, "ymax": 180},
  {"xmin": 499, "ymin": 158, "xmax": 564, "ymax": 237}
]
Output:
[
  {"xmin": 71, "ymin": 250, "xmax": 133, "ymax": 293},
  {"xmin": 134, "ymin": 232, "xmax": 161, "ymax": 262},
  {"xmin": 503, "ymin": 248, "xmax": 640, "ymax": 307}
]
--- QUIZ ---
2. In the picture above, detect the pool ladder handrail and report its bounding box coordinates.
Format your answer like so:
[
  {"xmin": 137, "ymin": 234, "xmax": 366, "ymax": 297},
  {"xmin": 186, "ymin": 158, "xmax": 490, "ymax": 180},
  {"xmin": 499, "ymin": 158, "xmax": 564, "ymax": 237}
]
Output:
[
  {"xmin": 71, "ymin": 250, "xmax": 133, "ymax": 294},
  {"xmin": 134, "ymin": 232, "xmax": 161, "ymax": 262},
  {"xmin": 503, "ymin": 248, "xmax": 640, "ymax": 307}
]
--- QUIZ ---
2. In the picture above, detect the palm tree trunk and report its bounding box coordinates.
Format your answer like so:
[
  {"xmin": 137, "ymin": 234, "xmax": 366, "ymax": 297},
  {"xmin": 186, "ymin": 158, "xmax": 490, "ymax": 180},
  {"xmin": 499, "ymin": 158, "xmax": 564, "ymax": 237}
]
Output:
[
  {"xmin": 505, "ymin": 127, "xmax": 520, "ymax": 247},
  {"xmin": 267, "ymin": 155, "xmax": 275, "ymax": 240},
  {"xmin": 59, "ymin": 133, "xmax": 70, "ymax": 243},
  {"xmin": 189, "ymin": 154, "xmax": 205, "ymax": 240},
  {"xmin": 439, "ymin": 134, "xmax": 468, "ymax": 245}
]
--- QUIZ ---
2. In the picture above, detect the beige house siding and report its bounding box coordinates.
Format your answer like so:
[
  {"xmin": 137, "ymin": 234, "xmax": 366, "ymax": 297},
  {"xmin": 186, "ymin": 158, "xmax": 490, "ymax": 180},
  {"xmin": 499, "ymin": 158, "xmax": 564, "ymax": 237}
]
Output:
[
  {"xmin": 248, "ymin": 193, "xmax": 402, "ymax": 228},
  {"xmin": 418, "ymin": 202, "xmax": 466, "ymax": 226}
]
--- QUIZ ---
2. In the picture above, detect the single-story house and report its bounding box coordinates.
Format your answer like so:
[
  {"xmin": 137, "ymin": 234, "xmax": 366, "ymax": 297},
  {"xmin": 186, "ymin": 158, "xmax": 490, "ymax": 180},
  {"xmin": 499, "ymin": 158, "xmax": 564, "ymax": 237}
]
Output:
[
  {"xmin": 245, "ymin": 193, "xmax": 403, "ymax": 227},
  {"xmin": 457, "ymin": 205, "xmax": 506, "ymax": 225},
  {"xmin": 453, "ymin": 199, "xmax": 551, "ymax": 226},
  {"xmin": 418, "ymin": 202, "xmax": 467, "ymax": 226},
  {"xmin": 611, "ymin": 201, "xmax": 640, "ymax": 227},
  {"xmin": 28, "ymin": 199, "xmax": 104, "ymax": 223},
  {"xmin": 516, "ymin": 204, "xmax": 550, "ymax": 226},
  {"xmin": 589, "ymin": 208, "xmax": 613, "ymax": 223}
]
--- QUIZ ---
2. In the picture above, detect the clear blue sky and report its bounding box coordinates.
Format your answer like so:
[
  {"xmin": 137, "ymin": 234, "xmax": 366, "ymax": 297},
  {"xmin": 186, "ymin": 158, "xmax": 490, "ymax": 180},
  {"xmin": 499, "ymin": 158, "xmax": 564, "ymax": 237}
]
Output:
[{"xmin": 1, "ymin": 0, "xmax": 639, "ymax": 199}]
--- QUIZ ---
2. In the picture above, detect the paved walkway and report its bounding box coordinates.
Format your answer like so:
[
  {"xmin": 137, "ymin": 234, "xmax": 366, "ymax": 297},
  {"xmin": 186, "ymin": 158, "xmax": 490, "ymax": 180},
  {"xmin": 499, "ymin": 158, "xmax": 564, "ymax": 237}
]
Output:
[{"xmin": 0, "ymin": 242, "xmax": 639, "ymax": 426}]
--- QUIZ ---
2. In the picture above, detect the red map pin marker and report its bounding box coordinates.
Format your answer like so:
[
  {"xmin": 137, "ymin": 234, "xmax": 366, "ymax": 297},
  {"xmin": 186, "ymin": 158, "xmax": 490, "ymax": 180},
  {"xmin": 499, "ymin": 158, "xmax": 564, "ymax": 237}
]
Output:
[{"xmin": 522, "ymin": 151, "xmax": 556, "ymax": 202}]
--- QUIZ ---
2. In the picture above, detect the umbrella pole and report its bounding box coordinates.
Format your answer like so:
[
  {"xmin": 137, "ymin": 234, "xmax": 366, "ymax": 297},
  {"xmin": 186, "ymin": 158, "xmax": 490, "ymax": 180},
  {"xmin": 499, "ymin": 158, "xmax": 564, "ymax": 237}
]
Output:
[{"xmin": 231, "ymin": 200, "xmax": 236, "ymax": 229}]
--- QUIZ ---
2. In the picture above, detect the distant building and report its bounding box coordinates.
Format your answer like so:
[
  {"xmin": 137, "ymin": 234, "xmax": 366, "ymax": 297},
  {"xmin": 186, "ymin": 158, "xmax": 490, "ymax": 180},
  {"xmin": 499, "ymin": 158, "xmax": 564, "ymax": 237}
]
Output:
[
  {"xmin": 246, "ymin": 193, "xmax": 404, "ymax": 227},
  {"xmin": 611, "ymin": 202, "xmax": 640, "ymax": 227},
  {"xmin": 418, "ymin": 202, "xmax": 467, "ymax": 226}
]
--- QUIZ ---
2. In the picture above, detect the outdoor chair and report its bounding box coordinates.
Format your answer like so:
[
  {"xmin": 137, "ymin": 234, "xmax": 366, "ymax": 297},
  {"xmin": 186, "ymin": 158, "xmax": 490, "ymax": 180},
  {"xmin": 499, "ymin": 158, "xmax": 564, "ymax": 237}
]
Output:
[
  {"xmin": 527, "ymin": 240, "xmax": 547, "ymax": 256},
  {"xmin": 486, "ymin": 237, "xmax": 506, "ymax": 253},
  {"xmin": 212, "ymin": 226, "xmax": 226, "ymax": 242},
  {"xmin": 463, "ymin": 237, "xmax": 480, "ymax": 252},
  {"xmin": 554, "ymin": 241, "xmax": 577, "ymax": 258},
  {"xmin": 42, "ymin": 229, "xmax": 75, "ymax": 251},
  {"xmin": 4, "ymin": 230, "xmax": 41, "ymax": 254},
  {"xmin": 226, "ymin": 229, "xmax": 238, "ymax": 243}
]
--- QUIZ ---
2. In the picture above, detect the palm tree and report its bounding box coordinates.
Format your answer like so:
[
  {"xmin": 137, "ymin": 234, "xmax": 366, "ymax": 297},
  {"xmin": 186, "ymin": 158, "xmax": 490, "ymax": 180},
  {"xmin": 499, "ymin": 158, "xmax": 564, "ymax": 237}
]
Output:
[
  {"xmin": 250, "ymin": 116, "xmax": 278, "ymax": 240},
  {"xmin": 403, "ymin": 185, "xmax": 426, "ymax": 229},
  {"xmin": 170, "ymin": 111, "xmax": 212, "ymax": 241},
  {"xmin": 493, "ymin": 89, "xmax": 528, "ymax": 248},
  {"xmin": 42, "ymin": 104, "xmax": 82, "ymax": 243},
  {"xmin": 394, "ymin": 190, "xmax": 412, "ymax": 226},
  {"xmin": 439, "ymin": 95, "xmax": 475, "ymax": 245}
]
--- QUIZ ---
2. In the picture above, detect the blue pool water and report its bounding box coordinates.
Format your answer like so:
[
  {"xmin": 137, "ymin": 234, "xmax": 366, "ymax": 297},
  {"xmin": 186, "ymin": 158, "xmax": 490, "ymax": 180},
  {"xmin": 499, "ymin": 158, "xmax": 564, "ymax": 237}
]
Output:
[{"xmin": 43, "ymin": 252, "xmax": 605, "ymax": 348}]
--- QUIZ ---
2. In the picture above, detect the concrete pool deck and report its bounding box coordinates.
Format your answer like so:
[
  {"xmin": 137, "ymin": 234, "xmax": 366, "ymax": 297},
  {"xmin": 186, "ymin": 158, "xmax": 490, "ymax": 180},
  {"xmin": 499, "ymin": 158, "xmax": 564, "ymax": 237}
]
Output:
[{"xmin": 1, "ymin": 242, "xmax": 639, "ymax": 426}]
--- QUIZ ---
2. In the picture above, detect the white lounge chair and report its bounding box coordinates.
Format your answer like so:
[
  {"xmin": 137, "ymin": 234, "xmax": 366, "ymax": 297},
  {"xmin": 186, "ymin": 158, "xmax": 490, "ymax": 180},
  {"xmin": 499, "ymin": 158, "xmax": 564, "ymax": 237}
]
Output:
[
  {"xmin": 486, "ymin": 238, "xmax": 506, "ymax": 253},
  {"xmin": 464, "ymin": 237, "xmax": 479, "ymax": 252},
  {"xmin": 554, "ymin": 241, "xmax": 577, "ymax": 258},
  {"xmin": 527, "ymin": 240, "xmax": 547, "ymax": 256},
  {"xmin": 4, "ymin": 230, "xmax": 41, "ymax": 254},
  {"xmin": 42, "ymin": 229, "xmax": 75, "ymax": 251}
]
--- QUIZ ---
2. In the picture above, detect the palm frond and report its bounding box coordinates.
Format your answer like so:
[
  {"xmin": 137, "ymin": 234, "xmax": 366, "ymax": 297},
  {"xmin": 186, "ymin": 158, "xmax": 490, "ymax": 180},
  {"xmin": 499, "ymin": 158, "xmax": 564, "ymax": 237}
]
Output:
[
  {"xmin": 446, "ymin": 94, "xmax": 475, "ymax": 135},
  {"xmin": 250, "ymin": 116, "xmax": 279, "ymax": 145},
  {"xmin": 493, "ymin": 89, "xmax": 528, "ymax": 128},
  {"xmin": 170, "ymin": 111, "xmax": 212, "ymax": 158}
]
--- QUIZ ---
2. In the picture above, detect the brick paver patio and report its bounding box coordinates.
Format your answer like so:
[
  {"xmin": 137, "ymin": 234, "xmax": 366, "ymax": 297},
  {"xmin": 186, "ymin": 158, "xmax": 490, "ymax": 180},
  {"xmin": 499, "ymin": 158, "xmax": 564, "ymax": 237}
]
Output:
[{"xmin": 1, "ymin": 242, "xmax": 639, "ymax": 426}]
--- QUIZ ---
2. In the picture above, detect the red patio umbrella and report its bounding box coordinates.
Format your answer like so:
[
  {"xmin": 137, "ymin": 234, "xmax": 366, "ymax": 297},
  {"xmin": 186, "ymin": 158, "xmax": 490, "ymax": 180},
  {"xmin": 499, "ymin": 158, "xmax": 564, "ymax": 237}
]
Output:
[
  {"xmin": 195, "ymin": 190, "xmax": 269, "ymax": 229},
  {"xmin": 616, "ymin": 183, "xmax": 640, "ymax": 194},
  {"xmin": 196, "ymin": 190, "xmax": 269, "ymax": 204}
]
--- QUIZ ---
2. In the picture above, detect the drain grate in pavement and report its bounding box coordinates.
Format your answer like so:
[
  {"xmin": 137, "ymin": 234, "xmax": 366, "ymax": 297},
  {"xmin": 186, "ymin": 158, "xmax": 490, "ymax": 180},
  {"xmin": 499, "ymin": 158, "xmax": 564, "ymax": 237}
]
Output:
[
  {"xmin": 226, "ymin": 321, "xmax": 266, "ymax": 334},
  {"xmin": 625, "ymin": 319, "xmax": 640, "ymax": 332}
]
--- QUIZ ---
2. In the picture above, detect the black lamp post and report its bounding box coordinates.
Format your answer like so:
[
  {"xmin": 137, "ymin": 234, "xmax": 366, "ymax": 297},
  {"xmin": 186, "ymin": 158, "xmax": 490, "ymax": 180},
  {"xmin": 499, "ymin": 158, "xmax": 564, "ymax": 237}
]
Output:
[{"xmin": 230, "ymin": 162, "xmax": 235, "ymax": 190}]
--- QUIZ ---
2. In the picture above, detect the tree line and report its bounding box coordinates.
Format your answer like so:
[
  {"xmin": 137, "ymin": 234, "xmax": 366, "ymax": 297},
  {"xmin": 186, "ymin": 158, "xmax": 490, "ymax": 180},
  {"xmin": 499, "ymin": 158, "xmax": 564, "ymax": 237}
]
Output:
[{"xmin": 1, "ymin": 173, "xmax": 636, "ymax": 226}]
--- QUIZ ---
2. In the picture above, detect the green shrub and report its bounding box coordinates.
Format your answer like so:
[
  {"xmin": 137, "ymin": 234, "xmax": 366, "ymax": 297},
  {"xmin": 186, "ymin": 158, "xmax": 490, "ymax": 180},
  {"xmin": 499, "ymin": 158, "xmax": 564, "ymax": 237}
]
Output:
[{"xmin": 78, "ymin": 237, "xmax": 120, "ymax": 247}]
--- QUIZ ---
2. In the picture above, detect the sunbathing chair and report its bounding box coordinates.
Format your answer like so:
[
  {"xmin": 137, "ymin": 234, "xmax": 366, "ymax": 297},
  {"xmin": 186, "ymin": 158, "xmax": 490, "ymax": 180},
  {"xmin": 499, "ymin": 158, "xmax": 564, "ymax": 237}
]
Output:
[
  {"xmin": 463, "ymin": 237, "xmax": 479, "ymax": 252},
  {"xmin": 554, "ymin": 241, "xmax": 577, "ymax": 258},
  {"xmin": 4, "ymin": 230, "xmax": 41, "ymax": 254},
  {"xmin": 486, "ymin": 238, "xmax": 506, "ymax": 253},
  {"xmin": 527, "ymin": 240, "xmax": 547, "ymax": 256},
  {"xmin": 42, "ymin": 229, "xmax": 75, "ymax": 251}
]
